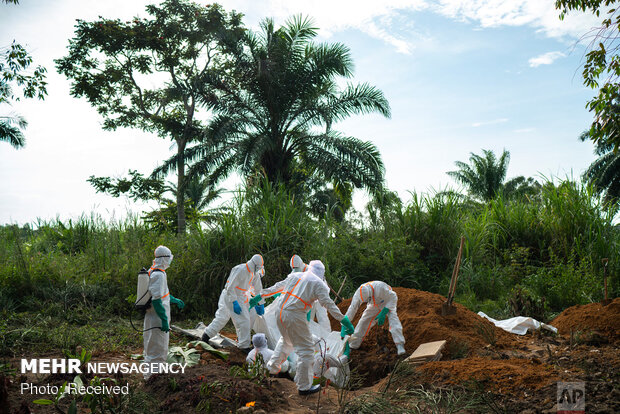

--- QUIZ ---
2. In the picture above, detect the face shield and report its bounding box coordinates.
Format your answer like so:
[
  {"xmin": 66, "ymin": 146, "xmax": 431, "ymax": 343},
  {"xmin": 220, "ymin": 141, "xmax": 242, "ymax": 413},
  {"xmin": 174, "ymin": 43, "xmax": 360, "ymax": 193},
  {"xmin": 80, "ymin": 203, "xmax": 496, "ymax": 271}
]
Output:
[
  {"xmin": 247, "ymin": 254, "xmax": 264, "ymax": 274},
  {"xmin": 153, "ymin": 245, "xmax": 173, "ymax": 269}
]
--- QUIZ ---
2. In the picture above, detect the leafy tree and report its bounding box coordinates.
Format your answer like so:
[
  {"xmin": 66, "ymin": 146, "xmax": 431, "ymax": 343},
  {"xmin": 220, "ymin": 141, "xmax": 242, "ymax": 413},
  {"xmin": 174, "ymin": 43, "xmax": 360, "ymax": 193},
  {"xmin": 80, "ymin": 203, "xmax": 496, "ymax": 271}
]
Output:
[
  {"xmin": 88, "ymin": 172, "xmax": 221, "ymax": 231},
  {"xmin": 447, "ymin": 149, "xmax": 511, "ymax": 201},
  {"xmin": 555, "ymin": 0, "xmax": 620, "ymax": 148},
  {"xmin": 55, "ymin": 0, "xmax": 244, "ymax": 233},
  {"xmin": 503, "ymin": 176, "xmax": 542, "ymax": 200},
  {"xmin": 580, "ymin": 130, "xmax": 620, "ymax": 204},
  {"xmin": 1, "ymin": 0, "xmax": 48, "ymax": 148},
  {"xmin": 157, "ymin": 16, "xmax": 391, "ymax": 197}
]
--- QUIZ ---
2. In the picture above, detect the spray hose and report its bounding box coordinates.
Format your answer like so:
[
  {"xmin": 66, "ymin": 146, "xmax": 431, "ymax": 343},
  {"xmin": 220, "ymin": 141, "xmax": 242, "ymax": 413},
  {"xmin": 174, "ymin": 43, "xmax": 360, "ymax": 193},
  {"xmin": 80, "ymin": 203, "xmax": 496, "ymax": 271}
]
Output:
[{"xmin": 129, "ymin": 290, "xmax": 163, "ymax": 332}]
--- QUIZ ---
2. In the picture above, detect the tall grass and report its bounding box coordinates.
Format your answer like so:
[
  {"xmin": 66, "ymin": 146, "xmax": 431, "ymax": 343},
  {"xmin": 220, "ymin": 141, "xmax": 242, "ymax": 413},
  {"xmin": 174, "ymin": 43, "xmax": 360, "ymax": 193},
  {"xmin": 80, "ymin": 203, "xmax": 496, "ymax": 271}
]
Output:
[{"xmin": 0, "ymin": 179, "xmax": 617, "ymax": 324}]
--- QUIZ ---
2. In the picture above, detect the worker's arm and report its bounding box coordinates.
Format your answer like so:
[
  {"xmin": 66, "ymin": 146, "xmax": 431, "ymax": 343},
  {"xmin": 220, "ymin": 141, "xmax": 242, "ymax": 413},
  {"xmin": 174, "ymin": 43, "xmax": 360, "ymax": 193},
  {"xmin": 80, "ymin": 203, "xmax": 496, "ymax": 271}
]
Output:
[
  {"xmin": 316, "ymin": 284, "xmax": 344, "ymax": 321},
  {"xmin": 225, "ymin": 266, "xmax": 244, "ymax": 302},
  {"xmin": 345, "ymin": 287, "xmax": 362, "ymax": 321},
  {"xmin": 252, "ymin": 275, "xmax": 266, "ymax": 305},
  {"xmin": 260, "ymin": 277, "xmax": 289, "ymax": 298}
]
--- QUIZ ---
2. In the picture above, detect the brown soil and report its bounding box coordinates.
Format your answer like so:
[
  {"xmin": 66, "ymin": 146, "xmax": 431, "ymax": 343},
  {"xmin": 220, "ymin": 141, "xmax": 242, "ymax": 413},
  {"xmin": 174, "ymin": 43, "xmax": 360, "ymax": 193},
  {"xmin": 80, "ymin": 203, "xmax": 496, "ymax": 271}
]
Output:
[
  {"xmin": 417, "ymin": 357, "xmax": 558, "ymax": 393},
  {"xmin": 551, "ymin": 297, "xmax": 620, "ymax": 343},
  {"xmin": 332, "ymin": 287, "xmax": 520, "ymax": 385}
]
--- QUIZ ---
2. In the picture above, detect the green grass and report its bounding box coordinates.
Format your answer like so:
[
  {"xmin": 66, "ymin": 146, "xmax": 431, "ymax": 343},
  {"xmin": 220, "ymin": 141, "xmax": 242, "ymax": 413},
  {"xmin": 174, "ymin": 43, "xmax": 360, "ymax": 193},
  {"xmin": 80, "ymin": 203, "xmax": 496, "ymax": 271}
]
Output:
[{"xmin": 0, "ymin": 178, "xmax": 617, "ymax": 329}]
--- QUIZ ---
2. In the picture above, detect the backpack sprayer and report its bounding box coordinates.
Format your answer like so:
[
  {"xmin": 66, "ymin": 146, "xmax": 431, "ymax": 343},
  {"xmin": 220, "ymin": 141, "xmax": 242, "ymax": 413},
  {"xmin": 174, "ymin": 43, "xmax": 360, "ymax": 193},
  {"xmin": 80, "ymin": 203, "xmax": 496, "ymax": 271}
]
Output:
[{"xmin": 129, "ymin": 267, "xmax": 163, "ymax": 332}]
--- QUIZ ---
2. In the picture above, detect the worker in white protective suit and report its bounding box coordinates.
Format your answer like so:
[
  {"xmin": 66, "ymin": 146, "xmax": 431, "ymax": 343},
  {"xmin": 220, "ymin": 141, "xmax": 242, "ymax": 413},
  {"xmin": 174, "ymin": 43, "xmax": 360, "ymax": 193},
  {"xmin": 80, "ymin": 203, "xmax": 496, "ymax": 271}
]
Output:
[
  {"xmin": 245, "ymin": 333, "xmax": 290, "ymax": 373},
  {"xmin": 345, "ymin": 281, "xmax": 406, "ymax": 355},
  {"xmin": 248, "ymin": 267, "xmax": 266, "ymax": 332},
  {"xmin": 202, "ymin": 254, "xmax": 264, "ymax": 352},
  {"xmin": 249, "ymin": 260, "xmax": 355, "ymax": 395},
  {"xmin": 256, "ymin": 254, "xmax": 308, "ymax": 372},
  {"xmin": 143, "ymin": 245, "xmax": 185, "ymax": 379},
  {"xmin": 307, "ymin": 260, "xmax": 331, "ymax": 332}
]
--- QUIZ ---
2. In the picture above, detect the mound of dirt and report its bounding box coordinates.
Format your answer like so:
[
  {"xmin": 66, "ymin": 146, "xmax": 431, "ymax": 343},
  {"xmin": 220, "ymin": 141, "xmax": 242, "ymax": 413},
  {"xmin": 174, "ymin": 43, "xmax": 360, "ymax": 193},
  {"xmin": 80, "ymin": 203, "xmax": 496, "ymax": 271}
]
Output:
[
  {"xmin": 332, "ymin": 288, "xmax": 520, "ymax": 385},
  {"xmin": 551, "ymin": 298, "xmax": 620, "ymax": 343},
  {"xmin": 147, "ymin": 349, "xmax": 286, "ymax": 413},
  {"xmin": 418, "ymin": 357, "xmax": 559, "ymax": 393}
]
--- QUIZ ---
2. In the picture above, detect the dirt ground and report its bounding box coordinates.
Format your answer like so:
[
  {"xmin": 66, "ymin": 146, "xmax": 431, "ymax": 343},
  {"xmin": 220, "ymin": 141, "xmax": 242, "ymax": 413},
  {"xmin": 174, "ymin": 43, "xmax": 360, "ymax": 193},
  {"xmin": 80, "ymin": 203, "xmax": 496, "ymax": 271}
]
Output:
[{"xmin": 3, "ymin": 289, "xmax": 619, "ymax": 413}]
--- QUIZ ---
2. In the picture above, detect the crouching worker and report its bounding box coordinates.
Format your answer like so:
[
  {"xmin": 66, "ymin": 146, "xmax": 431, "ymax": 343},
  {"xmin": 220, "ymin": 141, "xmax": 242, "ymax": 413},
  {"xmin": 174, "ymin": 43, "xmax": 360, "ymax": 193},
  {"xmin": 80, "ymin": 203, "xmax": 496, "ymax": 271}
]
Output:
[
  {"xmin": 246, "ymin": 333, "xmax": 289, "ymax": 372},
  {"xmin": 346, "ymin": 281, "xmax": 406, "ymax": 355},
  {"xmin": 249, "ymin": 260, "xmax": 355, "ymax": 395},
  {"xmin": 143, "ymin": 246, "xmax": 185, "ymax": 379},
  {"xmin": 202, "ymin": 254, "xmax": 264, "ymax": 353}
]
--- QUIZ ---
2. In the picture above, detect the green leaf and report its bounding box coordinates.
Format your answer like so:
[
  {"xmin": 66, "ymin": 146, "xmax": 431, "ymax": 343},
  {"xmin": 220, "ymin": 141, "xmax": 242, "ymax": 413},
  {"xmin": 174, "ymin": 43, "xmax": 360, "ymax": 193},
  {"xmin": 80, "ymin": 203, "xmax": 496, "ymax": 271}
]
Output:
[{"xmin": 32, "ymin": 399, "xmax": 54, "ymax": 405}]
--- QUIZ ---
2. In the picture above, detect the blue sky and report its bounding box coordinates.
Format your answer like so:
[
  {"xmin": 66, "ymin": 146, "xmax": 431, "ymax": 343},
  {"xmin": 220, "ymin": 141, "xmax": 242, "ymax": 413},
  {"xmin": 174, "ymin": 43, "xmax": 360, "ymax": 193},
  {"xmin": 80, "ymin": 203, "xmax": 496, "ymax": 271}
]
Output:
[{"xmin": 0, "ymin": 0, "xmax": 602, "ymax": 224}]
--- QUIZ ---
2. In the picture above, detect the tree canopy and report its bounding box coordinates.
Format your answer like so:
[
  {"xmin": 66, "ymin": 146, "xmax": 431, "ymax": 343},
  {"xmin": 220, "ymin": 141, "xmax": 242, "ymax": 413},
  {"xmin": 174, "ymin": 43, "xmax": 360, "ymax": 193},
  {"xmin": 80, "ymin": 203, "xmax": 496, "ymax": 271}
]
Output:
[
  {"xmin": 556, "ymin": 0, "xmax": 620, "ymax": 148},
  {"xmin": 155, "ymin": 16, "xmax": 391, "ymax": 203},
  {"xmin": 56, "ymin": 0, "xmax": 244, "ymax": 233},
  {"xmin": 1, "ymin": 0, "xmax": 47, "ymax": 149}
]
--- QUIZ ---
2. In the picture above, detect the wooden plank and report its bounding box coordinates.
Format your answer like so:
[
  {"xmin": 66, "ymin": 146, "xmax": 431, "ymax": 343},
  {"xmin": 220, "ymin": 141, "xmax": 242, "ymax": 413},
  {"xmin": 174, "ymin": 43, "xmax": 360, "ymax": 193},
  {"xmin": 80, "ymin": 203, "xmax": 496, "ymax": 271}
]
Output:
[{"xmin": 405, "ymin": 340, "xmax": 446, "ymax": 362}]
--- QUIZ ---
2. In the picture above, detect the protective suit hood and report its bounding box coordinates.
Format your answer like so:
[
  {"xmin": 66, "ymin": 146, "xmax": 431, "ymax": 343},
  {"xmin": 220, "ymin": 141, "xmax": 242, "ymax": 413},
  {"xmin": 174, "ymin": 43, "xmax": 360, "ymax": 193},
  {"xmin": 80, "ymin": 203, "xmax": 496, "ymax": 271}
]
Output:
[
  {"xmin": 153, "ymin": 245, "xmax": 173, "ymax": 270},
  {"xmin": 360, "ymin": 284, "xmax": 373, "ymax": 303},
  {"xmin": 252, "ymin": 333, "xmax": 267, "ymax": 349},
  {"xmin": 290, "ymin": 255, "xmax": 307, "ymax": 273},
  {"xmin": 247, "ymin": 254, "xmax": 264, "ymax": 274},
  {"xmin": 308, "ymin": 260, "xmax": 325, "ymax": 280}
]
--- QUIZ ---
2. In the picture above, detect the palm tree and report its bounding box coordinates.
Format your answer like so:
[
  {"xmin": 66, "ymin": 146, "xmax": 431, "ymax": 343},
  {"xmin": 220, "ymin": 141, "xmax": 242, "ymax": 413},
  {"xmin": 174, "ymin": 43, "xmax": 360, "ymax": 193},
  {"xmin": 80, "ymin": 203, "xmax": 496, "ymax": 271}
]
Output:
[
  {"xmin": 581, "ymin": 131, "xmax": 620, "ymax": 204},
  {"xmin": 0, "ymin": 113, "xmax": 26, "ymax": 148},
  {"xmin": 155, "ymin": 16, "xmax": 391, "ymax": 195},
  {"xmin": 447, "ymin": 149, "xmax": 510, "ymax": 201}
]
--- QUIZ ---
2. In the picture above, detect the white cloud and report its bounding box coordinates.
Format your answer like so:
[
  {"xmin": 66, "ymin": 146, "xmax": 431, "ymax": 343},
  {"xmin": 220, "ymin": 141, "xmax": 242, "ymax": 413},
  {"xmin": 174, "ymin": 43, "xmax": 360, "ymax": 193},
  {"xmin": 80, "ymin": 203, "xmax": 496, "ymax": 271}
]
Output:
[
  {"xmin": 433, "ymin": 0, "xmax": 603, "ymax": 40},
  {"xmin": 217, "ymin": 0, "xmax": 608, "ymax": 55},
  {"xmin": 472, "ymin": 118, "xmax": 508, "ymax": 127},
  {"xmin": 528, "ymin": 51, "xmax": 566, "ymax": 67},
  {"xmin": 222, "ymin": 0, "xmax": 428, "ymax": 54}
]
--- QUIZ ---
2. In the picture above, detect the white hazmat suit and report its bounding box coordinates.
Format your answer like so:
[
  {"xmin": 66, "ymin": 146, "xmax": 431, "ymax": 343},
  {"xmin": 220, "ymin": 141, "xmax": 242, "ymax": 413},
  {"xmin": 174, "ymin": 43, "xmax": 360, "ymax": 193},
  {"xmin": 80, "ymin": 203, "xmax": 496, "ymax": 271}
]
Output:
[
  {"xmin": 307, "ymin": 260, "xmax": 331, "ymax": 332},
  {"xmin": 143, "ymin": 245, "xmax": 173, "ymax": 378},
  {"xmin": 203, "ymin": 254, "xmax": 264, "ymax": 349},
  {"xmin": 258, "ymin": 261, "xmax": 346, "ymax": 393},
  {"xmin": 346, "ymin": 281, "xmax": 406, "ymax": 354},
  {"xmin": 246, "ymin": 333, "xmax": 274, "ymax": 367}
]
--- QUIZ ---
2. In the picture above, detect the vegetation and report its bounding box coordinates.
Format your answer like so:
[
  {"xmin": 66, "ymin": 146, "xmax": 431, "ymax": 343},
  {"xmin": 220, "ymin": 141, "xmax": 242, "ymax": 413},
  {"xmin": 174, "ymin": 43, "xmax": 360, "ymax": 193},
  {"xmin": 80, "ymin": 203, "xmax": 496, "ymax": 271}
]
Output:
[
  {"xmin": 555, "ymin": 0, "xmax": 620, "ymax": 148},
  {"xmin": 56, "ymin": 0, "xmax": 245, "ymax": 233},
  {"xmin": 1, "ymin": 175, "xmax": 617, "ymax": 351},
  {"xmin": 448, "ymin": 149, "xmax": 541, "ymax": 202},
  {"xmin": 581, "ymin": 131, "xmax": 620, "ymax": 204},
  {"xmin": 157, "ymin": 15, "xmax": 390, "ymax": 208},
  {"xmin": 0, "ymin": 1, "xmax": 47, "ymax": 149}
]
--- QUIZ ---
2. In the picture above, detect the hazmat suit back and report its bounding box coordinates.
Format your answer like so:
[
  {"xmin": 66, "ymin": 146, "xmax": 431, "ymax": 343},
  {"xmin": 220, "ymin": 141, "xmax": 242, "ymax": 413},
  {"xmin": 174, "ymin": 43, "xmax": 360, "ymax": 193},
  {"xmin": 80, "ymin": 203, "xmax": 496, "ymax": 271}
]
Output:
[
  {"xmin": 345, "ymin": 280, "xmax": 405, "ymax": 349},
  {"xmin": 266, "ymin": 264, "xmax": 345, "ymax": 391}
]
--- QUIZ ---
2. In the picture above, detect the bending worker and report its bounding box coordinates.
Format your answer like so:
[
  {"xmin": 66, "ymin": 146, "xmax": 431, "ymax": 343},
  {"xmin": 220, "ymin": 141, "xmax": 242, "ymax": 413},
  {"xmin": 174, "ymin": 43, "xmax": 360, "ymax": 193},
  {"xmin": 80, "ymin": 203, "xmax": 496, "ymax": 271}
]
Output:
[
  {"xmin": 307, "ymin": 260, "xmax": 331, "ymax": 332},
  {"xmin": 143, "ymin": 245, "xmax": 184, "ymax": 379},
  {"xmin": 260, "ymin": 254, "xmax": 309, "ymax": 372},
  {"xmin": 346, "ymin": 281, "xmax": 406, "ymax": 355},
  {"xmin": 250, "ymin": 260, "xmax": 355, "ymax": 395},
  {"xmin": 202, "ymin": 254, "xmax": 264, "ymax": 352}
]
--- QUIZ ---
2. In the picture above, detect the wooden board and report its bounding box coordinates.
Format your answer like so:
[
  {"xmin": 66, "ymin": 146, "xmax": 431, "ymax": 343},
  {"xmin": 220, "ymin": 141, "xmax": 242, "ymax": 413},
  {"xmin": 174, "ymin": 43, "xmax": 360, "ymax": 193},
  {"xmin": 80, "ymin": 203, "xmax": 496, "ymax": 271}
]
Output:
[{"xmin": 405, "ymin": 340, "xmax": 446, "ymax": 363}]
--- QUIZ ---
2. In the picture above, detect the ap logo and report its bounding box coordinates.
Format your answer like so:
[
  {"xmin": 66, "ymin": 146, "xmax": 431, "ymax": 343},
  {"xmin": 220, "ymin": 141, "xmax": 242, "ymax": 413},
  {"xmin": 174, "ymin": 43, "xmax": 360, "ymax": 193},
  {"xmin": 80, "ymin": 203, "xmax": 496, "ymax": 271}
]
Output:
[{"xmin": 557, "ymin": 382, "xmax": 585, "ymax": 413}]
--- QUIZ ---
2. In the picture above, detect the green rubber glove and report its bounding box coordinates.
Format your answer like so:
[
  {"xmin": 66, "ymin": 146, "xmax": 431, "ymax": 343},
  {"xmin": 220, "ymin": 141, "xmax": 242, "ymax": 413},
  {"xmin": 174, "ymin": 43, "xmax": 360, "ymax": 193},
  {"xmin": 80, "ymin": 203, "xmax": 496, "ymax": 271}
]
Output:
[
  {"xmin": 340, "ymin": 315, "xmax": 355, "ymax": 338},
  {"xmin": 343, "ymin": 342, "xmax": 351, "ymax": 358},
  {"xmin": 152, "ymin": 298, "xmax": 169, "ymax": 332},
  {"xmin": 307, "ymin": 310, "xmax": 312, "ymax": 322},
  {"xmin": 170, "ymin": 295, "xmax": 185, "ymax": 310},
  {"xmin": 272, "ymin": 293, "xmax": 281, "ymax": 299},
  {"xmin": 249, "ymin": 295, "xmax": 263, "ymax": 309},
  {"xmin": 375, "ymin": 307, "xmax": 390, "ymax": 326}
]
